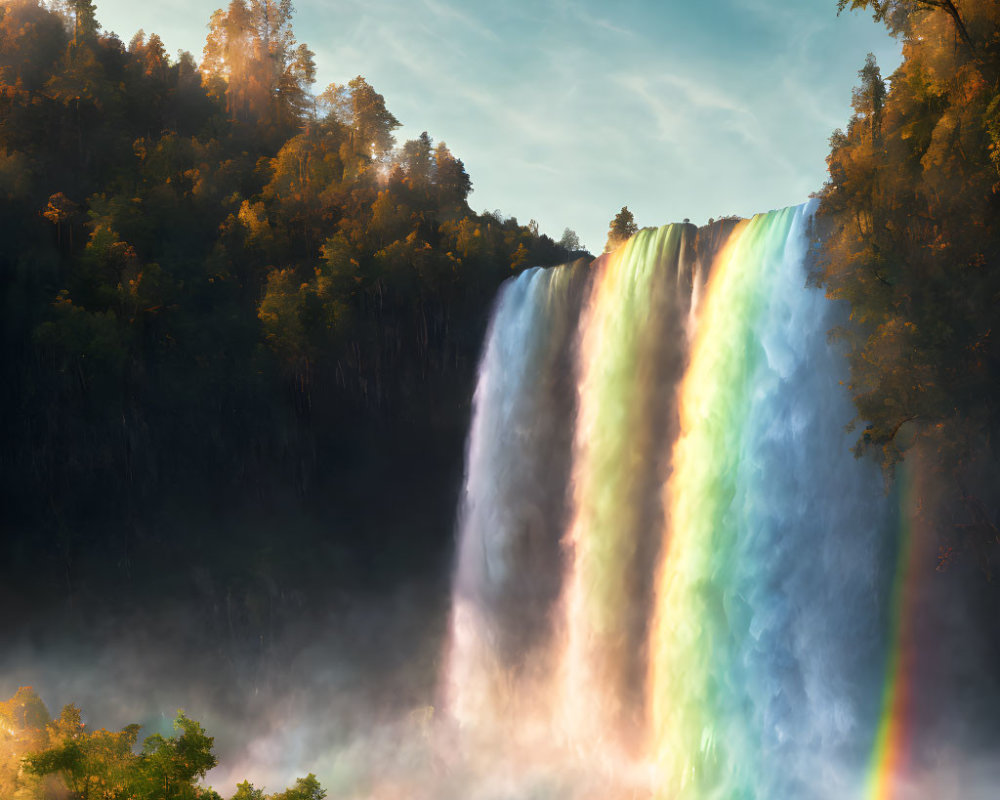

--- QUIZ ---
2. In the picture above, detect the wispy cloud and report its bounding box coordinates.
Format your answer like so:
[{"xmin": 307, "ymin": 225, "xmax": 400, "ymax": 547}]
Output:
[
  {"xmin": 93, "ymin": 0, "xmax": 903, "ymax": 254},
  {"xmin": 576, "ymin": 9, "xmax": 636, "ymax": 38},
  {"xmin": 420, "ymin": 0, "xmax": 502, "ymax": 42},
  {"xmin": 615, "ymin": 70, "xmax": 756, "ymax": 148}
]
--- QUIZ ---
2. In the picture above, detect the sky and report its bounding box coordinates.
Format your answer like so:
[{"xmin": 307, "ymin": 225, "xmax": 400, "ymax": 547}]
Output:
[{"xmin": 91, "ymin": 0, "xmax": 902, "ymax": 253}]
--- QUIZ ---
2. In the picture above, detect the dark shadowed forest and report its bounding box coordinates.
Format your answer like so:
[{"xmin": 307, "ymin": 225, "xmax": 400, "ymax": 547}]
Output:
[
  {"xmin": 0, "ymin": 0, "xmax": 584, "ymax": 642},
  {"xmin": 2, "ymin": 0, "xmax": 1000, "ymax": 798}
]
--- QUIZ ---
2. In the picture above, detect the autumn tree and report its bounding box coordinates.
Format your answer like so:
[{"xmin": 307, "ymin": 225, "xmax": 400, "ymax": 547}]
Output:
[
  {"xmin": 820, "ymin": 1, "xmax": 1000, "ymax": 572},
  {"xmin": 836, "ymin": 0, "xmax": 975, "ymax": 52},
  {"xmin": 0, "ymin": 0, "xmax": 66, "ymax": 101},
  {"xmin": 69, "ymin": 0, "xmax": 99, "ymax": 44},
  {"xmin": 0, "ymin": 688, "xmax": 51, "ymax": 800},
  {"xmin": 820, "ymin": 2, "xmax": 1000, "ymax": 465},
  {"xmin": 43, "ymin": 192, "xmax": 80, "ymax": 248},
  {"xmin": 24, "ymin": 708, "xmax": 219, "ymax": 800},
  {"xmin": 202, "ymin": 0, "xmax": 315, "ymax": 134},
  {"xmin": 605, "ymin": 206, "xmax": 638, "ymax": 252}
]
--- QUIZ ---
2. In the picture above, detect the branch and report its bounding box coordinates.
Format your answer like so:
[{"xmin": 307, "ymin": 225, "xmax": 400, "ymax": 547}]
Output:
[
  {"xmin": 920, "ymin": 1, "xmax": 975, "ymax": 53},
  {"xmin": 886, "ymin": 414, "xmax": 919, "ymax": 443},
  {"xmin": 870, "ymin": 266, "xmax": 893, "ymax": 286}
]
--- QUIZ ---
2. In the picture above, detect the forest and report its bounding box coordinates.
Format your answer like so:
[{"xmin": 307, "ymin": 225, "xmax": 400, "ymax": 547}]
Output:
[
  {"xmin": 1, "ymin": 0, "xmax": 999, "ymax": 797},
  {"xmin": 0, "ymin": 0, "xmax": 583, "ymax": 626},
  {"xmin": 818, "ymin": 0, "xmax": 1000, "ymax": 574}
]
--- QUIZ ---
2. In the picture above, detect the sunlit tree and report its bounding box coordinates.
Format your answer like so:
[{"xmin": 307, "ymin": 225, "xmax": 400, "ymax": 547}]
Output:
[
  {"xmin": 605, "ymin": 206, "xmax": 637, "ymax": 252},
  {"xmin": 202, "ymin": 0, "xmax": 315, "ymax": 131},
  {"xmin": 270, "ymin": 774, "xmax": 327, "ymax": 800}
]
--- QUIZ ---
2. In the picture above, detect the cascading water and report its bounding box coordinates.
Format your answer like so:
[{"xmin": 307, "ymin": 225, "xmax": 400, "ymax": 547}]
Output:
[
  {"xmin": 445, "ymin": 263, "xmax": 590, "ymax": 728},
  {"xmin": 648, "ymin": 203, "xmax": 897, "ymax": 799},
  {"xmin": 556, "ymin": 223, "xmax": 703, "ymax": 755},
  {"xmin": 440, "ymin": 203, "xmax": 908, "ymax": 799}
]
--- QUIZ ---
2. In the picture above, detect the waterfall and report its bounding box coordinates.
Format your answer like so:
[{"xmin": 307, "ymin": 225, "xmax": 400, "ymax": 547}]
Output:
[
  {"xmin": 557, "ymin": 223, "xmax": 700, "ymax": 751},
  {"xmin": 441, "ymin": 204, "xmax": 904, "ymax": 799},
  {"xmin": 649, "ymin": 203, "xmax": 896, "ymax": 799},
  {"xmin": 444, "ymin": 262, "xmax": 590, "ymax": 727}
]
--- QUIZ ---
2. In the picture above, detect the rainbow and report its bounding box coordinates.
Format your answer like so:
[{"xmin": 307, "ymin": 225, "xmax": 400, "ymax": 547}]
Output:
[
  {"xmin": 649, "ymin": 208, "xmax": 802, "ymax": 797},
  {"xmin": 646, "ymin": 204, "xmax": 906, "ymax": 798},
  {"xmin": 559, "ymin": 224, "xmax": 688, "ymax": 745},
  {"xmin": 866, "ymin": 466, "xmax": 916, "ymax": 800}
]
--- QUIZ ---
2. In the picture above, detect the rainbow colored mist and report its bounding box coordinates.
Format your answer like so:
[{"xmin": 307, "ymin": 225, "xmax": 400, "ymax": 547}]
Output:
[
  {"xmin": 865, "ymin": 466, "xmax": 917, "ymax": 800},
  {"xmin": 441, "ymin": 204, "xmax": 911, "ymax": 799}
]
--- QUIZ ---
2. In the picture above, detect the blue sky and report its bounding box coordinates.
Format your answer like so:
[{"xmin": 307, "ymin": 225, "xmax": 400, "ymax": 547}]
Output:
[{"xmin": 93, "ymin": 0, "xmax": 901, "ymax": 252}]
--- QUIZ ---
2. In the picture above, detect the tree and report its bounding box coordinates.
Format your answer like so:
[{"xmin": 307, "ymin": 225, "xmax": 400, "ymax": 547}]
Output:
[
  {"xmin": 400, "ymin": 131, "xmax": 434, "ymax": 188},
  {"xmin": 0, "ymin": 688, "xmax": 51, "ymax": 800},
  {"xmin": 323, "ymin": 76, "xmax": 400, "ymax": 168},
  {"xmin": 0, "ymin": 0, "xmax": 581, "ymax": 644},
  {"xmin": 134, "ymin": 713, "xmax": 218, "ymax": 800},
  {"xmin": 201, "ymin": 0, "xmax": 314, "ymax": 130},
  {"xmin": 558, "ymin": 227, "xmax": 580, "ymax": 252},
  {"xmin": 69, "ymin": 0, "xmax": 99, "ymax": 44},
  {"xmin": 819, "ymin": 2, "xmax": 1000, "ymax": 475},
  {"xmin": 605, "ymin": 206, "xmax": 637, "ymax": 252},
  {"xmin": 42, "ymin": 191, "xmax": 80, "ymax": 247},
  {"xmin": 837, "ymin": 0, "xmax": 975, "ymax": 52},
  {"xmin": 280, "ymin": 42, "xmax": 316, "ymax": 121},
  {"xmin": 433, "ymin": 142, "xmax": 472, "ymax": 209},
  {"xmin": 230, "ymin": 780, "xmax": 265, "ymax": 800},
  {"xmin": 269, "ymin": 774, "xmax": 326, "ymax": 800},
  {"xmin": 22, "ymin": 708, "xmax": 218, "ymax": 800},
  {"xmin": 0, "ymin": 0, "xmax": 67, "ymax": 100},
  {"xmin": 817, "ymin": 0, "xmax": 1000, "ymax": 579},
  {"xmin": 852, "ymin": 52, "xmax": 886, "ymax": 146},
  {"xmin": 0, "ymin": 687, "xmax": 50, "ymax": 732},
  {"xmin": 23, "ymin": 704, "xmax": 141, "ymax": 800}
]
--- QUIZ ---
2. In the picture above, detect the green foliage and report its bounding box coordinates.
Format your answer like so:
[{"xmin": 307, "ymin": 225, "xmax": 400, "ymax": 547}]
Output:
[
  {"xmin": 23, "ymin": 704, "xmax": 141, "ymax": 800},
  {"xmin": 230, "ymin": 780, "xmax": 266, "ymax": 800},
  {"xmin": 136, "ymin": 713, "xmax": 218, "ymax": 800},
  {"xmin": 18, "ymin": 704, "xmax": 220, "ymax": 800},
  {"xmin": 269, "ymin": 774, "xmax": 326, "ymax": 800},
  {"xmin": 2, "ymin": 688, "xmax": 331, "ymax": 800}
]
